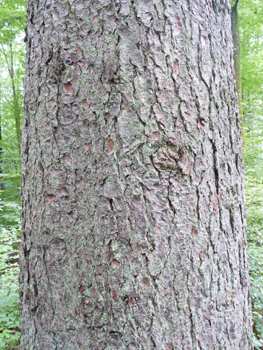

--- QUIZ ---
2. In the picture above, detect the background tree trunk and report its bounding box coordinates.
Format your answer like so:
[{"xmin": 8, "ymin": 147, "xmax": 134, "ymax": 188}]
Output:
[
  {"xmin": 231, "ymin": 0, "xmax": 244, "ymax": 140},
  {"xmin": 0, "ymin": 82, "xmax": 4, "ymax": 194},
  {"xmin": 9, "ymin": 43, "xmax": 22, "ymax": 155},
  {"xmin": 2, "ymin": 42, "xmax": 22, "ymax": 155},
  {"xmin": 20, "ymin": 0, "xmax": 253, "ymax": 349}
]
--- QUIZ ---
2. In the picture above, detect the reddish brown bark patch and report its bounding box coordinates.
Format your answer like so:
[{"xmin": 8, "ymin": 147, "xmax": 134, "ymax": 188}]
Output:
[
  {"xmin": 59, "ymin": 293, "xmax": 64, "ymax": 303},
  {"xmin": 84, "ymin": 143, "xmax": 90, "ymax": 151},
  {"xmin": 183, "ymin": 163, "xmax": 192, "ymax": 175},
  {"xmin": 165, "ymin": 345, "xmax": 174, "ymax": 350},
  {"xmin": 82, "ymin": 99, "xmax": 89, "ymax": 110},
  {"xmin": 141, "ymin": 278, "xmax": 149, "ymax": 287},
  {"xmin": 104, "ymin": 113, "xmax": 112, "ymax": 124},
  {"xmin": 93, "ymin": 16, "xmax": 98, "ymax": 22},
  {"xmin": 184, "ymin": 112, "xmax": 190, "ymax": 120},
  {"xmin": 76, "ymin": 47, "xmax": 82, "ymax": 56},
  {"xmin": 212, "ymin": 194, "xmax": 219, "ymax": 212},
  {"xmin": 155, "ymin": 162, "xmax": 165, "ymax": 169},
  {"xmin": 192, "ymin": 227, "xmax": 198, "ymax": 238},
  {"xmin": 173, "ymin": 60, "xmax": 179, "ymax": 75},
  {"xmin": 51, "ymin": 99, "xmax": 56, "ymax": 105},
  {"xmin": 78, "ymin": 61, "xmax": 84, "ymax": 68},
  {"xmin": 175, "ymin": 16, "xmax": 182, "ymax": 29},
  {"xmin": 79, "ymin": 285, "xmax": 85, "ymax": 294},
  {"xmin": 154, "ymin": 105, "xmax": 167, "ymax": 121},
  {"xmin": 129, "ymin": 299, "xmax": 134, "ymax": 308},
  {"xmin": 96, "ymin": 265, "xmax": 104, "ymax": 275},
  {"xmin": 63, "ymin": 155, "xmax": 72, "ymax": 166},
  {"xmin": 63, "ymin": 83, "xmax": 74, "ymax": 94},
  {"xmin": 198, "ymin": 119, "xmax": 204, "ymax": 129},
  {"xmin": 47, "ymin": 194, "xmax": 56, "ymax": 202},
  {"xmin": 112, "ymin": 289, "xmax": 118, "ymax": 301},
  {"xmin": 107, "ymin": 139, "xmax": 114, "ymax": 153},
  {"xmin": 199, "ymin": 252, "xmax": 205, "ymax": 262},
  {"xmin": 59, "ymin": 188, "xmax": 68, "ymax": 195},
  {"xmin": 112, "ymin": 259, "xmax": 120, "ymax": 267},
  {"xmin": 152, "ymin": 131, "xmax": 160, "ymax": 140}
]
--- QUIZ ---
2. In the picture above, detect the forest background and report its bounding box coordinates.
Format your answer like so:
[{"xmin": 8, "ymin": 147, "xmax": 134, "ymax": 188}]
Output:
[{"xmin": 0, "ymin": 0, "xmax": 262, "ymax": 349}]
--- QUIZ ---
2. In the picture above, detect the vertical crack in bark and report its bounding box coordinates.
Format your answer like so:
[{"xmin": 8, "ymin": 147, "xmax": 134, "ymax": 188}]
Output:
[
  {"xmin": 196, "ymin": 186, "xmax": 200, "ymax": 222},
  {"xmin": 167, "ymin": 174, "xmax": 176, "ymax": 220},
  {"xmin": 42, "ymin": 246, "xmax": 56, "ymax": 324},
  {"xmin": 211, "ymin": 141, "xmax": 219, "ymax": 195}
]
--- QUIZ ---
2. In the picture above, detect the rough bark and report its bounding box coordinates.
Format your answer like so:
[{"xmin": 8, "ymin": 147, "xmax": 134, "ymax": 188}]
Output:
[{"xmin": 20, "ymin": 0, "xmax": 253, "ymax": 349}]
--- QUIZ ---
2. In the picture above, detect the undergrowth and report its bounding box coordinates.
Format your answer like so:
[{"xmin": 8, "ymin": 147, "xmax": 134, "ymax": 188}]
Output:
[
  {"xmin": 246, "ymin": 176, "xmax": 263, "ymax": 348},
  {"xmin": 0, "ymin": 204, "xmax": 20, "ymax": 350},
  {"xmin": 244, "ymin": 112, "xmax": 263, "ymax": 349}
]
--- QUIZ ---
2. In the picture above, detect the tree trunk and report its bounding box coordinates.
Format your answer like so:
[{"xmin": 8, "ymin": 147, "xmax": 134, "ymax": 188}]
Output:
[
  {"xmin": 9, "ymin": 43, "xmax": 22, "ymax": 155},
  {"xmin": 20, "ymin": 0, "xmax": 253, "ymax": 349},
  {"xmin": 1, "ymin": 42, "xmax": 22, "ymax": 155},
  {"xmin": 0, "ymin": 82, "xmax": 4, "ymax": 194}
]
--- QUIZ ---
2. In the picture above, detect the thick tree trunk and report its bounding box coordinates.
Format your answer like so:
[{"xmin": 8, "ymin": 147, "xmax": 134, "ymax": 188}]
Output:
[{"xmin": 20, "ymin": 0, "xmax": 253, "ymax": 349}]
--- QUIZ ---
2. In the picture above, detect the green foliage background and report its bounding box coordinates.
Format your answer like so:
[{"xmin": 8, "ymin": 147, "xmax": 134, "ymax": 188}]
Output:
[
  {"xmin": 0, "ymin": 0, "xmax": 263, "ymax": 349},
  {"xmin": 239, "ymin": 0, "xmax": 263, "ymax": 347},
  {"xmin": 0, "ymin": 0, "xmax": 25, "ymax": 348}
]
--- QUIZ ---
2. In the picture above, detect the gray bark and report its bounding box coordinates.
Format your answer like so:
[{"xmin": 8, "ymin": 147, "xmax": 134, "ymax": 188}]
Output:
[{"xmin": 20, "ymin": 0, "xmax": 253, "ymax": 349}]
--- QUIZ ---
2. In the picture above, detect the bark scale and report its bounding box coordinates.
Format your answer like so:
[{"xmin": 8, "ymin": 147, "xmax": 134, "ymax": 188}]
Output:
[{"xmin": 20, "ymin": 0, "xmax": 253, "ymax": 349}]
